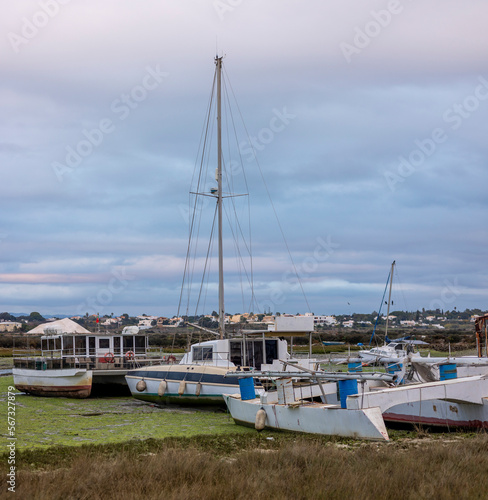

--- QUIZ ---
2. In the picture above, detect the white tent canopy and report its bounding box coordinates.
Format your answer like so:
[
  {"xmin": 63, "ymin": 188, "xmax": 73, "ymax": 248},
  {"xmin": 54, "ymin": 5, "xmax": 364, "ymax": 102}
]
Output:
[{"xmin": 27, "ymin": 318, "xmax": 91, "ymax": 335}]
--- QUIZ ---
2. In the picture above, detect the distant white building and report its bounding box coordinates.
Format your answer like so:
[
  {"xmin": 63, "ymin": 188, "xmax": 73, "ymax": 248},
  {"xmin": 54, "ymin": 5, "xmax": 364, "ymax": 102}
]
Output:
[
  {"xmin": 314, "ymin": 315, "xmax": 337, "ymax": 326},
  {"xmin": 342, "ymin": 320, "xmax": 354, "ymax": 328},
  {"xmin": 0, "ymin": 322, "xmax": 22, "ymax": 332},
  {"xmin": 101, "ymin": 318, "xmax": 119, "ymax": 326},
  {"xmin": 400, "ymin": 320, "xmax": 416, "ymax": 327},
  {"xmin": 358, "ymin": 321, "xmax": 372, "ymax": 326}
]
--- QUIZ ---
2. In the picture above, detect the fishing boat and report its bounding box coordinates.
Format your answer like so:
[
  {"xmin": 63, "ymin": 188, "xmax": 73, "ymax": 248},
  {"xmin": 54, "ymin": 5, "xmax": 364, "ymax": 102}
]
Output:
[
  {"xmin": 13, "ymin": 318, "xmax": 163, "ymax": 398},
  {"xmin": 125, "ymin": 56, "xmax": 318, "ymax": 405}
]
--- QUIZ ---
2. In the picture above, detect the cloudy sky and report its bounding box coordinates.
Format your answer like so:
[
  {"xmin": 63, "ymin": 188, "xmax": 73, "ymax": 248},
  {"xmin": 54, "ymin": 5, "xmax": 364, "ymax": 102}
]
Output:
[{"xmin": 1, "ymin": 0, "xmax": 488, "ymax": 318}]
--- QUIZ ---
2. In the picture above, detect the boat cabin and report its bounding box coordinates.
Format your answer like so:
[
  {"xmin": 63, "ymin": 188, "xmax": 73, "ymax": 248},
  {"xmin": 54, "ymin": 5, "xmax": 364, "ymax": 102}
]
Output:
[
  {"xmin": 40, "ymin": 332, "xmax": 148, "ymax": 359},
  {"xmin": 180, "ymin": 337, "xmax": 290, "ymax": 370},
  {"xmin": 14, "ymin": 331, "xmax": 152, "ymax": 371}
]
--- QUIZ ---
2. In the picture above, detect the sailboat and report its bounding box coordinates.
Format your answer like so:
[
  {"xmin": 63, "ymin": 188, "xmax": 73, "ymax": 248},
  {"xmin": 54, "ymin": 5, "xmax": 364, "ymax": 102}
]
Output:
[
  {"xmin": 125, "ymin": 56, "xmax": 317, "ymax": 405},
  {"xmin": 357, "ymin": 261, "xmax": 426, "ymax": 365}
]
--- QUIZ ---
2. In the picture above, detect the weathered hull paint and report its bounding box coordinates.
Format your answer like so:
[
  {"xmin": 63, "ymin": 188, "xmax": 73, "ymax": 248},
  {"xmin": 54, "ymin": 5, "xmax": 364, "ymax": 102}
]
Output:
[
  {"xmin": 13, "ymin": 367, "xmax": 93, "ymax": 398},
  {"xmin": 346, "ymin": 375, "xmax": 488, "ymax": 430},
  {"xmin": 223, "ymin": 394, "xmax": 389, "ymax": 441},
  {"xmin": 383, "ymin": 399, "xmax": 488, "ymax": 429}
]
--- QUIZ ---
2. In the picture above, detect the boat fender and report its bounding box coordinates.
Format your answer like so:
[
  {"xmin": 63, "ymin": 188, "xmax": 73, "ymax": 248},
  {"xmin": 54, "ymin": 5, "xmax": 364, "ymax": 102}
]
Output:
[
  {"xmin": 178, "ymin": 380, "xmax": 186, "ymax": 396},
  {"xmin": 136, "ymin": 379, "xmax": 147, "ymax": 392},
  {"xmin": 195, "ymin": 382, "xmax": 202, "ymax": 396},
  {"xmin": 158, "ymin": 380, "xmax": 167, "ymax": 396},
  {"xmin": 255, "ymin": 408, "xmax": 266, "ymax": 431}
]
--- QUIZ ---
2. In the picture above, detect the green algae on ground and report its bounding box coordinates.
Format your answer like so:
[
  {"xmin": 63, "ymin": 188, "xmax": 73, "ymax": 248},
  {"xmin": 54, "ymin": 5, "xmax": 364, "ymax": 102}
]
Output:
[{"xmin": 0, "ymin": 376, "xmax": 253, "ymax": 450}]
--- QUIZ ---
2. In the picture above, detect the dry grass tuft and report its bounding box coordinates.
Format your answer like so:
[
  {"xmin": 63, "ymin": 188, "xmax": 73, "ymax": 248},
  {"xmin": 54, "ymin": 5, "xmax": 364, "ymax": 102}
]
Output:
[{"xmin": 5, "ymin": 434, "xmax": 488, "ymax": 500}]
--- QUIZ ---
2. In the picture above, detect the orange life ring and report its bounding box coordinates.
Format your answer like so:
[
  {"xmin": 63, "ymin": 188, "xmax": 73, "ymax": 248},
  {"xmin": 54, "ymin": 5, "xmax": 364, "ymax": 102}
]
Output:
[
  {"xmin": 167, "ymin": 355, "xmax": 177, "ymax": 364},
  {"xmin": 104, "ymin": 352, "xmax": 115, "ymax": 363},
  {"xmin": 125, "ymin": 350, "xmax": 135, "ymax": 360}
]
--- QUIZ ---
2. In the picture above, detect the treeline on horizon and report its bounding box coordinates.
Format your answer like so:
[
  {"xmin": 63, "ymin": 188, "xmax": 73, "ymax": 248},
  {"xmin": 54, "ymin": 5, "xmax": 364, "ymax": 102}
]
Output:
[{"xmin": 1, "ymin": 308, "xmax": 488, "ymax": 325}]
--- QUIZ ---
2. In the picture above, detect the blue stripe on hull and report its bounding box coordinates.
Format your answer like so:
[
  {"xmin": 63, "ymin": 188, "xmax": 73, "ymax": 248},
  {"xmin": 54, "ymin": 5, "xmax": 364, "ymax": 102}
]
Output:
[{"xmin": 132, "ymin": 393, "xmax": 226, "ymax": 406}]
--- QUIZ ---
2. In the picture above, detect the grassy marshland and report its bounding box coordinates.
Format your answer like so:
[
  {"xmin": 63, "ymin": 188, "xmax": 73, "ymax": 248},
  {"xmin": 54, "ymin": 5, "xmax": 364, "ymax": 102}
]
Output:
[
  {"xmin": 0, "ymin": 377, "xmax": 251, "ymax": 450},
  {"xmin": 2, "ymin": 369, "xmax": 488, "ymax": 499},
  {"xmin": 2, "ymin": 433, "xmax": 488, "ymax": 499}
]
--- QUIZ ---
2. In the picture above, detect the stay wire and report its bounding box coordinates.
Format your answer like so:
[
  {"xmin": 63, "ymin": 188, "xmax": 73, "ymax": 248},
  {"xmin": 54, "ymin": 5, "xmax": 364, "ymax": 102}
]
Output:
[{"xmin": 223, "ymin": 66, "xmax": 311, "ymax": 313}]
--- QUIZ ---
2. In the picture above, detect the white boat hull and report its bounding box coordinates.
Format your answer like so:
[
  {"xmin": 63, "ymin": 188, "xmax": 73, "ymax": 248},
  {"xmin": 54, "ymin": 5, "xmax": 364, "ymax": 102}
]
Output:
[
  {"xmin": 347, "ymin": 375, "xmax": 488, "ymax": 429},
  {"xmin": 383, "ymin": 399, "xmax": 488, "ymax": 429},
  {"xmin": 13, "ymin": 367, "xmax": 92, "ymax": 398},
  {"xmin": 125, "ymin": 364, "xmax": 243, "ymax": 405},
  {"xmin": 223, "ymin": 394, "xmax": 389, "ymax": 441}
]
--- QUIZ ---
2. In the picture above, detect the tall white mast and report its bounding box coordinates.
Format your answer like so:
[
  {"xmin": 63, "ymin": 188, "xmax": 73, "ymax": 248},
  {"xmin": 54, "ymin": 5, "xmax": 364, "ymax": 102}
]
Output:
[{"xmin": 215, "ymin": 55, "xmax": 225, "ymax": 339}]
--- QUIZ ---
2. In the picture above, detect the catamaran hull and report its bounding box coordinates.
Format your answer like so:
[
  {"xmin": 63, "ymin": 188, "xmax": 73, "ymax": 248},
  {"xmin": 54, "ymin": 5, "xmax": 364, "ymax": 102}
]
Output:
[
  {"xmin": 125, "ymin": 365, "xmax": 242, "ymax": 405},
  {"xmin": 13, "ymin": 367, "xmax": 92, "ymax": 398},
  {"xmin": 223, "ymin": 394, "xmax": 389, "ymax": 441},
  {"xmin": 384, "ymin": 399, "xmax": 488, "ymax": 429},
  {"xmin": 347, "ymin": 375, "xmax": 488, "ymax": 430}
]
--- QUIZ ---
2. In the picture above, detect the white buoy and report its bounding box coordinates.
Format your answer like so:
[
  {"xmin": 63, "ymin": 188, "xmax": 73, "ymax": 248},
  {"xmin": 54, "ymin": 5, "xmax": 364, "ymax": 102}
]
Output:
[
  {"xmin": 255, "ymin": 408, "xmax": 266, "ymax": 431},
  {"xmin": 178, "ymin": 380, "xmax": 186, "ymax": 396},
  {"xmin": 195, "ymin": 382, "xmax": 202, "ymax": 396},
  {"xmin": 136, "ymin": 379, "xmax": 147, "ymax": 392},
  {"xmin": 158, "ymin": 380, "xmax": 167, "ymax": 396}
]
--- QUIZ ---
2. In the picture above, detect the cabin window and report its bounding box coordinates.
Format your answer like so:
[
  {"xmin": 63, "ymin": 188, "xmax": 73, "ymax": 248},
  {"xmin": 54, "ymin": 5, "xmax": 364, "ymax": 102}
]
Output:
[
  {"xmin": 230, "ymin": 339, "xmax": 278, "ymax": 368},
  {"xmin": 88, "ymin": 337, "xmax": 96, "ymax": 356},
  {"xmin": 54, "ymin": 337, "xmax": 62, "ymax": 351},
  {"xmin": 193, "ymin": 346, "xmax": 213, "ymax": 361},
  {"xmin": 41, "ymin": 338, "xmax": 48, "ymax": 352},
  {"xmin": 123, "ymin": 336, "xmax": 134, "ymax": 351},
  {"xmin": 264, "ymin": 339, "xmax": 278, "ymax": 364},
  {"xmin": 114, "ymin": 336, "xmax": 121, "ymax": 355},
  {"xmin": 230, "ymin": 341, "xmax": 243, "ymax": 366},
  {"xmin": 134, "ymin": 336, "xmax": 146, "ymax": 354},
  {"xmin": 63, "ymin": 336, "xmax": 74, "ymax": 355},
  {"xmin": 246, "ymin": 341, "xmax": 263, "ymax": 369},
  {"xmin": 99, "ymin": 339, "xmax": 110, "ymax": 349},
  {"xmin": 76, "ymin": 336, "xmax": 87, "ymax": 356}
]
